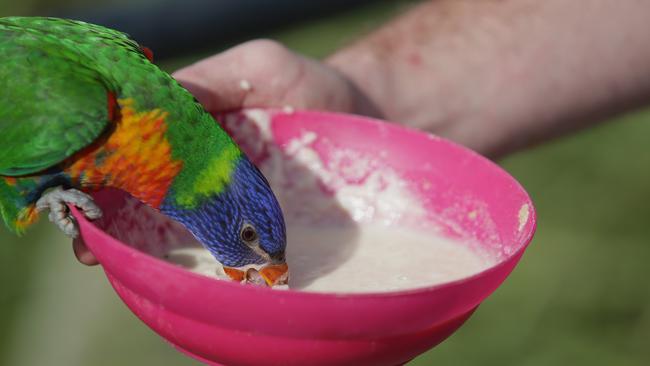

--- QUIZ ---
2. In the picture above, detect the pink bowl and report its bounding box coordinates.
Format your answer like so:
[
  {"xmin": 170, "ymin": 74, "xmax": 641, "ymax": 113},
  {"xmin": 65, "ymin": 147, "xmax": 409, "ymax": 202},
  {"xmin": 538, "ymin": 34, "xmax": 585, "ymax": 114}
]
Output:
[{"xmin": 72, "ymin": 109, "xmax": 536, "ymax": 366}]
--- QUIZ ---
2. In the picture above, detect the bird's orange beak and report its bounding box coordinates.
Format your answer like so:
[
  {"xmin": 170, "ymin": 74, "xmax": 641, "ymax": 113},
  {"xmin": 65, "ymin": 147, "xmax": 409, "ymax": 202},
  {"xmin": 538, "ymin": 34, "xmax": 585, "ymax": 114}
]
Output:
[
  {"xmin": 259, "ymin": 263, "xmax": 289, "ymax": 287},
  {"xmin": 223, "ymin": 263, "xmax": 289, "ymax": 287},
  {"xmin": 223, "ymin": 267, "xmax": 246, "ymax": 282}
]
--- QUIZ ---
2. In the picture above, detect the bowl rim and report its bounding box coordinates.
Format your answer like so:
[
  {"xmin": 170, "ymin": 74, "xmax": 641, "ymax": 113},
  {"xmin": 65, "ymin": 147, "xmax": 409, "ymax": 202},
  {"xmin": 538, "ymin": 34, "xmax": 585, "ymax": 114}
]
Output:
[{"xmin": 73, "ymin": 108, "xmax": 537, "ymax": 300}]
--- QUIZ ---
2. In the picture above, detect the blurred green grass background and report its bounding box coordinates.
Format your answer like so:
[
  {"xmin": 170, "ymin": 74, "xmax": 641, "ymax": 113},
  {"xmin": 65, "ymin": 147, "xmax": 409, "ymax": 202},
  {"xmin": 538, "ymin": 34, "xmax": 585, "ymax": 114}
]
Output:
[{"xmin": 1, "ymin": 1, "xmax": 649, "ymax": 365}]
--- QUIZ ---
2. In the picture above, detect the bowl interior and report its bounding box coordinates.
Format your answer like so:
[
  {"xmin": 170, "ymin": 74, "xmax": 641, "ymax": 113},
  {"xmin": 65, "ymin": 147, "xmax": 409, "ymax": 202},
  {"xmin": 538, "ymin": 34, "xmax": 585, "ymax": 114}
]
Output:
[
  {"xmin": 87, "ymin": 109, "xmax": 534, "ymax": 289},
  {"xmin": 220, "ymin": 109, "xmax": 535, "ymax": 262}
]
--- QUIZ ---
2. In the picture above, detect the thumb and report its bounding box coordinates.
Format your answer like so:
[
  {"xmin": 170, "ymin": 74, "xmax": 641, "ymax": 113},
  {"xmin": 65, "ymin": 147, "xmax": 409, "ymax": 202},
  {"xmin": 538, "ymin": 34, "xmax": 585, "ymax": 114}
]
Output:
[{"xmin": 73, "ymin": 237, "xmax": 99, "ymax": 266}]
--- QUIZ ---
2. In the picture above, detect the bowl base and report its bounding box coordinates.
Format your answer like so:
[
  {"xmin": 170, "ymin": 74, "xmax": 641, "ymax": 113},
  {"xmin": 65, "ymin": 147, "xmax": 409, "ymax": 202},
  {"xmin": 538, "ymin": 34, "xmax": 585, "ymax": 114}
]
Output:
[
  {"xmin": 166, "ymin": 307, "xmax": 476, "ymax": 366},
  {"xmin": 173, "ymin": 344, "xmax": 411, "ymax": 366}
]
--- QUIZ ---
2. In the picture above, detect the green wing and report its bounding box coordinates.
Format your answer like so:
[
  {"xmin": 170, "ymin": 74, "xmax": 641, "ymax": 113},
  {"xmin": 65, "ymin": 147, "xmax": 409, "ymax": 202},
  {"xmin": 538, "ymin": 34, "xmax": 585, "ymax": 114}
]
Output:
[{"xmin": 0, "ymin": 18, "xmax": 119, "ymax": 176}]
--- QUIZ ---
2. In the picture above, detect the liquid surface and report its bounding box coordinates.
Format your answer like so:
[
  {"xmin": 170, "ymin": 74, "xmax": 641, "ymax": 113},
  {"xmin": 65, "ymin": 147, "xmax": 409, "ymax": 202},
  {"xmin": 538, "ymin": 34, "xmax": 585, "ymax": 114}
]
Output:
[
  {"xmin": 163, "ymin": 224, "xmax": 492, "ymax": 293},
  {"xmin": 154, "ymin": 110, "xmax": 496, "ymax": 293}
]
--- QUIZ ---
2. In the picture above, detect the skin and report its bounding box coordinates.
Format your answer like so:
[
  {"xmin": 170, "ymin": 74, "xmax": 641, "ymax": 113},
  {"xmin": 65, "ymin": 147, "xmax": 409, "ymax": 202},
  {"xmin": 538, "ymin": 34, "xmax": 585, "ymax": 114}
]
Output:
[{"xmin": 75, "ymin": 0, "xmax": 650, "ymax": 264}]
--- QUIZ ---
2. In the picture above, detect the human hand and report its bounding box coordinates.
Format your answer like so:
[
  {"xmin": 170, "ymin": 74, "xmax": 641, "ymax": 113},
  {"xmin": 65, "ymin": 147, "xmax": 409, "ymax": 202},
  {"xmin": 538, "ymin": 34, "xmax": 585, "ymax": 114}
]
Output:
[{"xmin": 172, "ymin": 39, "xmax": 381, "ymax": 117}]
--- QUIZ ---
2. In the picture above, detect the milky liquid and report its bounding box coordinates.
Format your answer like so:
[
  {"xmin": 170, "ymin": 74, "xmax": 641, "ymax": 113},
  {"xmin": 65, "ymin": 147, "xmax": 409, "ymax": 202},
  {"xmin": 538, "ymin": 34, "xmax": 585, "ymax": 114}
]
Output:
[
  {"xmin": 160, "ymin": 109, "xmax": 498, "ymax": 293},
  {"xmin": 163, "ymin": 224, "xmax": 492, "ymax": 293}
]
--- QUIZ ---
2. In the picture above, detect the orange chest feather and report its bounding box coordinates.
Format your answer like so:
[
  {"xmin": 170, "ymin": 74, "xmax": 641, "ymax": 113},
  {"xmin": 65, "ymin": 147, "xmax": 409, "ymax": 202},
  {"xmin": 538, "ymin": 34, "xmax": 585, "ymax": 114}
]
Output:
[{"xmin": 64, "ymin": 99, "xmax": 183, "ymax": 208}]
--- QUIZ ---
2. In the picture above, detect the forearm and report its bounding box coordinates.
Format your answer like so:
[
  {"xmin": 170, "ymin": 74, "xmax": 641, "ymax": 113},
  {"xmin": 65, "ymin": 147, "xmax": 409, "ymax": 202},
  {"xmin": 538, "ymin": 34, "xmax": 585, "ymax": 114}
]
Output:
[{"xmin": 326, "ymin": 0, "xmax": 650, "ymax": 157}]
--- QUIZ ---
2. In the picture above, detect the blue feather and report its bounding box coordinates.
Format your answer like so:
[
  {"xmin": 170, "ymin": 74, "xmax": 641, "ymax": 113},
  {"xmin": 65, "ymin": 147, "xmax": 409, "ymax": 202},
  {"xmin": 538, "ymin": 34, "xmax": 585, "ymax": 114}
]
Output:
[{"xmin": 161, "ymin": 157, "xmax": 286, "ymax": 267}]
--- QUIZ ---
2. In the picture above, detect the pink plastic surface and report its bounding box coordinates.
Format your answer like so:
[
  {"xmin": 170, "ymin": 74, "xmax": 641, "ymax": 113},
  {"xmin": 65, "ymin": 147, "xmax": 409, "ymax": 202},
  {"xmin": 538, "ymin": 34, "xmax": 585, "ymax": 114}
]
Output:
[{"xmin": 71, "ymin": 110, "xmax": 536, "ymax": 366}]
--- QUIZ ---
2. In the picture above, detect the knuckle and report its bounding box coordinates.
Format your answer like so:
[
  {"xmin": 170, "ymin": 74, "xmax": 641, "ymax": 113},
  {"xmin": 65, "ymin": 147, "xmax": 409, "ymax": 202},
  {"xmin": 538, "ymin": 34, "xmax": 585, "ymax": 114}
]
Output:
[
  {"xmin": 240, "ymin": 39, "xmax": 297, "ymax": 73},
  {"xmin": 245, "ymin": 39, "xmax": 291, "ymax": 57}
]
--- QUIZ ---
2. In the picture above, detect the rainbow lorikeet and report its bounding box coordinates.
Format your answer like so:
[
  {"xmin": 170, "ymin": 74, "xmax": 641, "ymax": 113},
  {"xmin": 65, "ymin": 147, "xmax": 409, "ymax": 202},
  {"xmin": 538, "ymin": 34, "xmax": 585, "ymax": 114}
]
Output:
[{"xmin": 0, "ymin": 17, "xmax": 288, "ymax": 286}]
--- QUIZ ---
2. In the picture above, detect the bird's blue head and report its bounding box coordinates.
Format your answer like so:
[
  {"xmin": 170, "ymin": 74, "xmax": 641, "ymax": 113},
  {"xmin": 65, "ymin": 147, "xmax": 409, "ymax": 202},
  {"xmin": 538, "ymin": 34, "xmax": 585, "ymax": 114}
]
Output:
[{"xmin": 164, "ymin": 156, "xmax": 288, "ymax": 286}]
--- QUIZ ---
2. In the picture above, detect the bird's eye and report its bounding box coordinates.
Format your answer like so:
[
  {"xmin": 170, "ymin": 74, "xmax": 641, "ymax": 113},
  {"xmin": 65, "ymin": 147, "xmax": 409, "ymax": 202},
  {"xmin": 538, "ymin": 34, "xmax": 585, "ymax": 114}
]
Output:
[{"xmin": 240, "ymin": 224, "xmax": 258, "ymax": 244}]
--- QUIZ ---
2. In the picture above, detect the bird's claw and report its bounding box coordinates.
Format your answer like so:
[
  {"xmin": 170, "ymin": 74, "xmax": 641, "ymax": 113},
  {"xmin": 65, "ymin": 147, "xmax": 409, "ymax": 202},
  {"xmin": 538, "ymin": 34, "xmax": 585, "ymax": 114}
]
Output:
[{"xmin": 35, "ymin": 187, "xmax": 102, "ymax": 238}]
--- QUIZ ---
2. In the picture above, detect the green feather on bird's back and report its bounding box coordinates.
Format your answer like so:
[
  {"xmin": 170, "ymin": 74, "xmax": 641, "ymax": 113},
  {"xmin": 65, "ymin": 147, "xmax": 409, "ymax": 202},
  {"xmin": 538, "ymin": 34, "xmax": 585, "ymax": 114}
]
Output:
[
  {"xmin": 0, "ymin": 17, "xmax": 242, "ymax": 209},
  {"xmin": 0, "ymin": 18, "xmax": 117, "ymax": 176},
  {"xmin": 0, "ymin": 17, "xmax": 149, "ymax": 175}
]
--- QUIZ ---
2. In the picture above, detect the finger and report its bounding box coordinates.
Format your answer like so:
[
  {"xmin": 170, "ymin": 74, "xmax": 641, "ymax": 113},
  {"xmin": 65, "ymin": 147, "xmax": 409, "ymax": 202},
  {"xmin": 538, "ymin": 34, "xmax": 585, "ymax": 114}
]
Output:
[
  {"xmin": 172, "ymin": 39, "xmax": 304, "ymax": 112},
  {"xmin": 73, "ymin": 237, "xmax": 99, "ymax": 266}
]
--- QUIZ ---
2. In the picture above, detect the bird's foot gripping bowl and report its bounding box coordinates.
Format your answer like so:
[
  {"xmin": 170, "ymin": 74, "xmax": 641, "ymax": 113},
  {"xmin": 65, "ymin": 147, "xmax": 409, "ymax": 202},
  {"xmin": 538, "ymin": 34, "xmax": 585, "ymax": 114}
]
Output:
[{"xmin": 72, "ymin": 109, "xmax": 536, "ymax": 366}]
